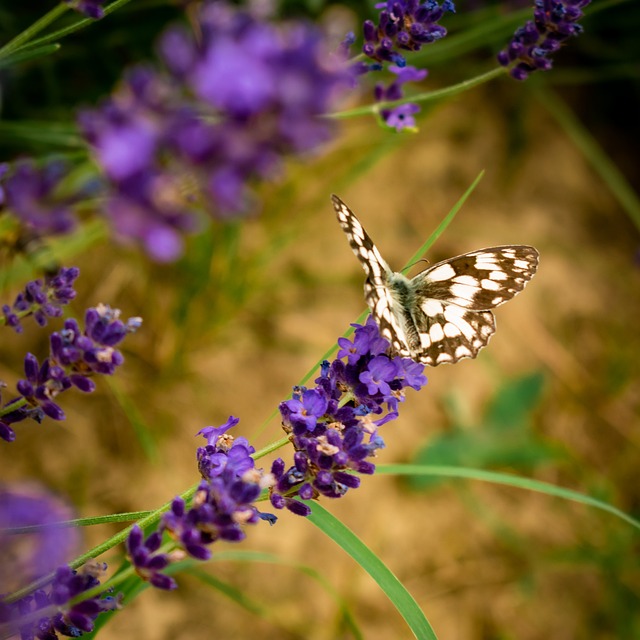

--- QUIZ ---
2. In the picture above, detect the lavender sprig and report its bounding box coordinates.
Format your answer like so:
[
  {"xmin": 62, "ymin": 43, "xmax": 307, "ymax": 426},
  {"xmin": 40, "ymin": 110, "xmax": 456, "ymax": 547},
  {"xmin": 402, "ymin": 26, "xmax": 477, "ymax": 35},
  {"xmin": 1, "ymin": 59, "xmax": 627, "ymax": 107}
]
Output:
[
  {"xmin": 126, "ymin": 317, "xmax": 426, "ymax": 590},
  {"xmin": 0, "ymin": 303, "xmax": 142, "ymax": 443},
  {"xmin": 2, "ymin": 267, "xmax": 79, "ymax": 333},
  {"xmin": 126, "ymin": 416, "xmax": 275, "ymax": 590},
  {"xmin": 363, "ymin": 0, "xmax": 456, "ymax": 67},
  {"xmin": 270, "ymin": 316, "xmax": 427, "ymax": 516},
  {"xmin": 497, "ymin": 0, "xmax": 592, "ymax": 80}
]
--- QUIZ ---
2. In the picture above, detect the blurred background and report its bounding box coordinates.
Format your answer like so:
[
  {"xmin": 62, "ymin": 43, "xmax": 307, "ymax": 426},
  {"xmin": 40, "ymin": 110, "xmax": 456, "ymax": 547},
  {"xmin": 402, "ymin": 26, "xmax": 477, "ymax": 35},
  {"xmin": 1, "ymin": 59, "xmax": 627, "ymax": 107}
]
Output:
[{"xmin": 1, "ymin": 1, "xmax": 639, "ymax": 638}]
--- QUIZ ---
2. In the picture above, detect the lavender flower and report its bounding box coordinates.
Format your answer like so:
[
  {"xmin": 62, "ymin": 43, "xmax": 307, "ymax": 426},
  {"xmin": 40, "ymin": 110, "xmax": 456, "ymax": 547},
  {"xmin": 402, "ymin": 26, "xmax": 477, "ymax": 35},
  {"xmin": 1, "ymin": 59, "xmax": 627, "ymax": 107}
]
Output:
[
  {"xmin": 127, "ymin": 417, "xmax": 275, "ymax": 590},
  {"xmin": 270, "ymin": 316, "xmax": 427, "ymax": 516},
  {"xmin": 0, "ymin": 160, "xmax": 78, "ymax": 235},
  {"xmin": 64, "ymin": 0, "xmax": 106, "ymax": 19},
  {"xmin": 1, "ymin": 303, "xmax": 141, "ymax": 442},
  {"xmin": 374, "ymin": 65, "xmax": 428, "ymax": 131},
  {"xmin": 363, "ymin": 0, "xmax": 455, "ymax": 67},
  {"xmin": 79, "ymin": 2, "xmax": 349, "ymax": 261},
  {"xmin": 2, "ymin": 267, "xmax": 79, "ymax": 333},
  {"xmin": 0, "ymin": 562, "xmax": 120, "ymax": 639},
  {"xmin": 497, "ymin": 0, "xmax": 592, "ymax": 80}
]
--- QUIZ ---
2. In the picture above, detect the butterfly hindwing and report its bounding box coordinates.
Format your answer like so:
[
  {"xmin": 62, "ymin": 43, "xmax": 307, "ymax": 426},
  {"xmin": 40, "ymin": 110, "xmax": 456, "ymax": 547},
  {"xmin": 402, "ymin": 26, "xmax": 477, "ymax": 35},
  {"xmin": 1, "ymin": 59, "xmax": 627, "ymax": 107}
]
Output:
[{"xmin": 331, "ymin": 195, "xmax": 539, "ymax": 366}]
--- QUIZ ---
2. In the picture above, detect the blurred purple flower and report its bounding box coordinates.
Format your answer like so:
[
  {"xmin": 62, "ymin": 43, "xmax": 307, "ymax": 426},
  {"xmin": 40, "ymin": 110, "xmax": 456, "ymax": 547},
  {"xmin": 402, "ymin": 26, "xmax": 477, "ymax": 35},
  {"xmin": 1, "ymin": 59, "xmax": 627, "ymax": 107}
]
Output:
[
  {"xmin": 79, "ymin": 1, "xmax": 350, "ymax": 261},
  {"xmin": 0, "ymin": 485, "xmax": 80, "ymax": 595},
  {"xmin": 1, "ymin": 561, "xmax": 119, "ymax": 639},
  {"xmin": 0, "ymin": 160, "xmax": 78, "ymax": 235}
]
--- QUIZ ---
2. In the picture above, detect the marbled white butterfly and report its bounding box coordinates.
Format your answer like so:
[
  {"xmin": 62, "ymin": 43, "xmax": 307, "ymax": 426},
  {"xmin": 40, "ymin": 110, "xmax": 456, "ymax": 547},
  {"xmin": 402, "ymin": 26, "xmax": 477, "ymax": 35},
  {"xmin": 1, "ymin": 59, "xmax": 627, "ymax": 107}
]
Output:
[{"xmin": 331, "ymin": 195, "xmax": 539, "ymax": 366}]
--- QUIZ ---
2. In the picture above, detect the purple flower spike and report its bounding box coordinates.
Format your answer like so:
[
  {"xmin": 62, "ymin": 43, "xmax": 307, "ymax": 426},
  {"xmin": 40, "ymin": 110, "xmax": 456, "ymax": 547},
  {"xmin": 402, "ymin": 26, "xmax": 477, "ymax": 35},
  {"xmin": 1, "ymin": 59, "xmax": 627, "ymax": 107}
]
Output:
[
  {"xmin": 2, "ymin": 266, "xmax": 79, "ymax": 333},
  {"xmin": 363, "ymin": 1, "xmax": 454, "ymax": 66},
  {"xmin": 271, "ymin": 316, "xmax": 427, "ymax": 513},
  {"xmin": 360, "ymin": 355, "xmax": 399, "ymax": 396},
  {"xmin": 497, "ymin": 0, "xmax": 592, "ymax": 80},
  {"xmin": 2, "ymin": 295, "xmax": 141, "ymax": 442}
]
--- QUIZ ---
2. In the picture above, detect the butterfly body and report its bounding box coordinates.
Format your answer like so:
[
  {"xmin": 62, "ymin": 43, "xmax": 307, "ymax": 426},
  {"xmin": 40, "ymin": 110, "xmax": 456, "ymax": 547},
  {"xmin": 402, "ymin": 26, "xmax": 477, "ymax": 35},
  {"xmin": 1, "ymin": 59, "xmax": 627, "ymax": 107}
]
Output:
[{"xmin": 331, "ymin": 194, "xmax": 539, "ymax": 366}]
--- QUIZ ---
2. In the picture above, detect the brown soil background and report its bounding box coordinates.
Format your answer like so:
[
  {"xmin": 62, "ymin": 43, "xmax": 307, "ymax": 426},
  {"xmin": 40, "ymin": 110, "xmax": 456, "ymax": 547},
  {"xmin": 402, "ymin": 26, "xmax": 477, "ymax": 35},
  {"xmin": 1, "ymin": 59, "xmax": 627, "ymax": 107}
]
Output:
[{"xmin": 3, "ymin": 80, "xmax": 640, "ymax": 639}]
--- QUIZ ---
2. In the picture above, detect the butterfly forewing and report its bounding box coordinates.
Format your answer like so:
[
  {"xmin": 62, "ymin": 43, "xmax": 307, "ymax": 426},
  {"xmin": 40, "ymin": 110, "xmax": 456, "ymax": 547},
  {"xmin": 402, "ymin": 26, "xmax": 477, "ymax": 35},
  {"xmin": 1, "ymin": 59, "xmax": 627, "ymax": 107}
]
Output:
[
  {"xmin": 415, "ymin": 246, "xmax": 539, "ymax": 310},
  {"xmin": 331, "ymin": 195, "xmax": 539, "ymax": 366},
  {"xmin": 332, "ymin": 194, "xmax": 410, "ymax": 350}
]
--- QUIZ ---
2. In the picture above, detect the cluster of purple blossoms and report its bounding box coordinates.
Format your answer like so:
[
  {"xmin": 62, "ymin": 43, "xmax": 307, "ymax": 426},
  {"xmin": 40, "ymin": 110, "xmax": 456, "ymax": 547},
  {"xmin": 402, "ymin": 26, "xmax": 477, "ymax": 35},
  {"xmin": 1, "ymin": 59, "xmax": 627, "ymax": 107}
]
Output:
[
  {"xmin": 0, "ymin": 160, "xmax": 78, "ymax": 236},
  {"xmin": 2, "ymin": 267, "xmax": 79, "ymax": 333},
  {"xmin": 0, "ymin": 485, "xmax": 117, "ymax": 639},
  {"xmin": 78, "ymin": 1, "xmax": 350, "ymax": 261},
  {"xmin": 344, "ymin": 1, "xmax": 454, "ymax": 131},
  {"xmin": 497, "ymin": 0, "xmax": 592, "ymax": 80},
  {"xmin": 0, "ymin": 563, "xmax": 119, "ymax": 640},
  {"xmin": 270, "ymin": 316, "xmax": 427, "ymax": 516},
  {"xmin": 127, "ymin": 416, "xmax": 275, "ymax": 590},
  {"xmin": 0, "ymin": 302, "xmax": 142, "ymax": 442},
  {"xmin": 64, "ymin": 0, "xmax": 106, "ymax": 19}
]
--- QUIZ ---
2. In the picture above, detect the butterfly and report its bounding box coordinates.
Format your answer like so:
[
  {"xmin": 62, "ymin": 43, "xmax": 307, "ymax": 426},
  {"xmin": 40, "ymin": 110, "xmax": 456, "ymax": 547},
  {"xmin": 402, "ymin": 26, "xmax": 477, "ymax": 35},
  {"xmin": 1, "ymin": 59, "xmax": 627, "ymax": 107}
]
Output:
[{"xmin": 331, "ymin": 194, "xmax": 539, "ymax": 366}]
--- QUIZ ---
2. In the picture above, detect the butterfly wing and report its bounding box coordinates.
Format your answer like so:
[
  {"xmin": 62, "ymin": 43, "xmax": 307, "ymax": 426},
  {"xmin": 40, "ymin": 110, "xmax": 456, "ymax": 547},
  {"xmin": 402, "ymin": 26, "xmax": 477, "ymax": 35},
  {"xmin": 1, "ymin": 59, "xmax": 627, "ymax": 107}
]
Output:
[
  {"xmin": 331, "ymin": 195, "xmax": 409, "ymax": 352},
  {"xmin": 413, "ymin": 246, "xmax": 539, "ymax": 310},
  {"xmin": 407, "ymin": 246, "xmax": 539, "ymax": 365}
]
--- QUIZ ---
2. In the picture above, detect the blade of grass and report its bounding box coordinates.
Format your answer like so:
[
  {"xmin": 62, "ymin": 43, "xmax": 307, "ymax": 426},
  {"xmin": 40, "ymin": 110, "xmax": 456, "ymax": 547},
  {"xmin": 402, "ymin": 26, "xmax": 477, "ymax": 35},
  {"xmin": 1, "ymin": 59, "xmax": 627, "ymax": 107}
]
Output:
[
  {"xmin": 535, "ymin": 86, "xmax": 640, "ymax": 233},
  {"xmin": 105, "ymin": 377, "xmax": 159, "ymax": 462},
  {"xmin": 307, "ymin": 502, "xmax": 438, "ymax": 640},
  {"xmin": 378, "ymin": 464, "xmax": 640, "ymax": 531},
  {"xmin": 188, "ymin": 551, "xmax": 363, "ymax": 639},
  {"xmin": 0, "ymin": 44, "xmax": 61, "ymax": 68}
]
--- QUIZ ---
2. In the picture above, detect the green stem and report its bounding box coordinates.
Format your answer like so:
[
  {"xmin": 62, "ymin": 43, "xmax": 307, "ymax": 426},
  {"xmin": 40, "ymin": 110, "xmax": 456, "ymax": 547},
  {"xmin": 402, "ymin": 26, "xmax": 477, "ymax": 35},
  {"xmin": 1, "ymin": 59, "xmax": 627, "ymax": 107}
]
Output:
[
  {"xmin": 0, "ymin": 3, "xmax": 68, "ymax": 60},
  {"xmin": 6, "ymin": 0, "xmax": 136, "ymax": 56},
  {"xmin": 252, "ymin": 435, "xmax": 291, "ymax": 460},
  {"xmin": 330, "ymin": 66, "xmax": 506, "ymax": 120},
  {"xmin": 0, "ymin": 397, "xmax": 28, "ymax": 417}
]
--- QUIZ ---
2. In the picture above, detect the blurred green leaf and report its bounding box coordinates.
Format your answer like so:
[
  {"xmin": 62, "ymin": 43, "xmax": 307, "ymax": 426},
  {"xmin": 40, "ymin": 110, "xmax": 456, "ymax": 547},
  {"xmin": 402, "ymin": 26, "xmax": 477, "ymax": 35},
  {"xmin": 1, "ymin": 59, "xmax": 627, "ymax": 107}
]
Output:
[{"xmin": 410, "ymin": 371, "xmax": 555, "ymax": 489}]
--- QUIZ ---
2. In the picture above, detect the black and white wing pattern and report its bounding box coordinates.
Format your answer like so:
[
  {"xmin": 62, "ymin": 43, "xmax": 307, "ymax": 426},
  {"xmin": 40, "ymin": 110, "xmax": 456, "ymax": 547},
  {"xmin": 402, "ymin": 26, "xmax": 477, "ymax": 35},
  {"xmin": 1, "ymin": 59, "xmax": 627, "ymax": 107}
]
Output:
[{"xmin": 331, "ymin": 194, "xmax": 539, "ymax": 366}]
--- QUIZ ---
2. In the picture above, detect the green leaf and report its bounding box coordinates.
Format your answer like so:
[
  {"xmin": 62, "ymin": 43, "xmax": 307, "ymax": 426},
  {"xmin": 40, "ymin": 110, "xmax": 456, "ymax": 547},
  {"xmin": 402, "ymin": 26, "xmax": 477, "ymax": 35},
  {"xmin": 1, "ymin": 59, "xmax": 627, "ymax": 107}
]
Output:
[{"xmin": 307, "ymin": 502, "xmax": 438, "ymax": 640}]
